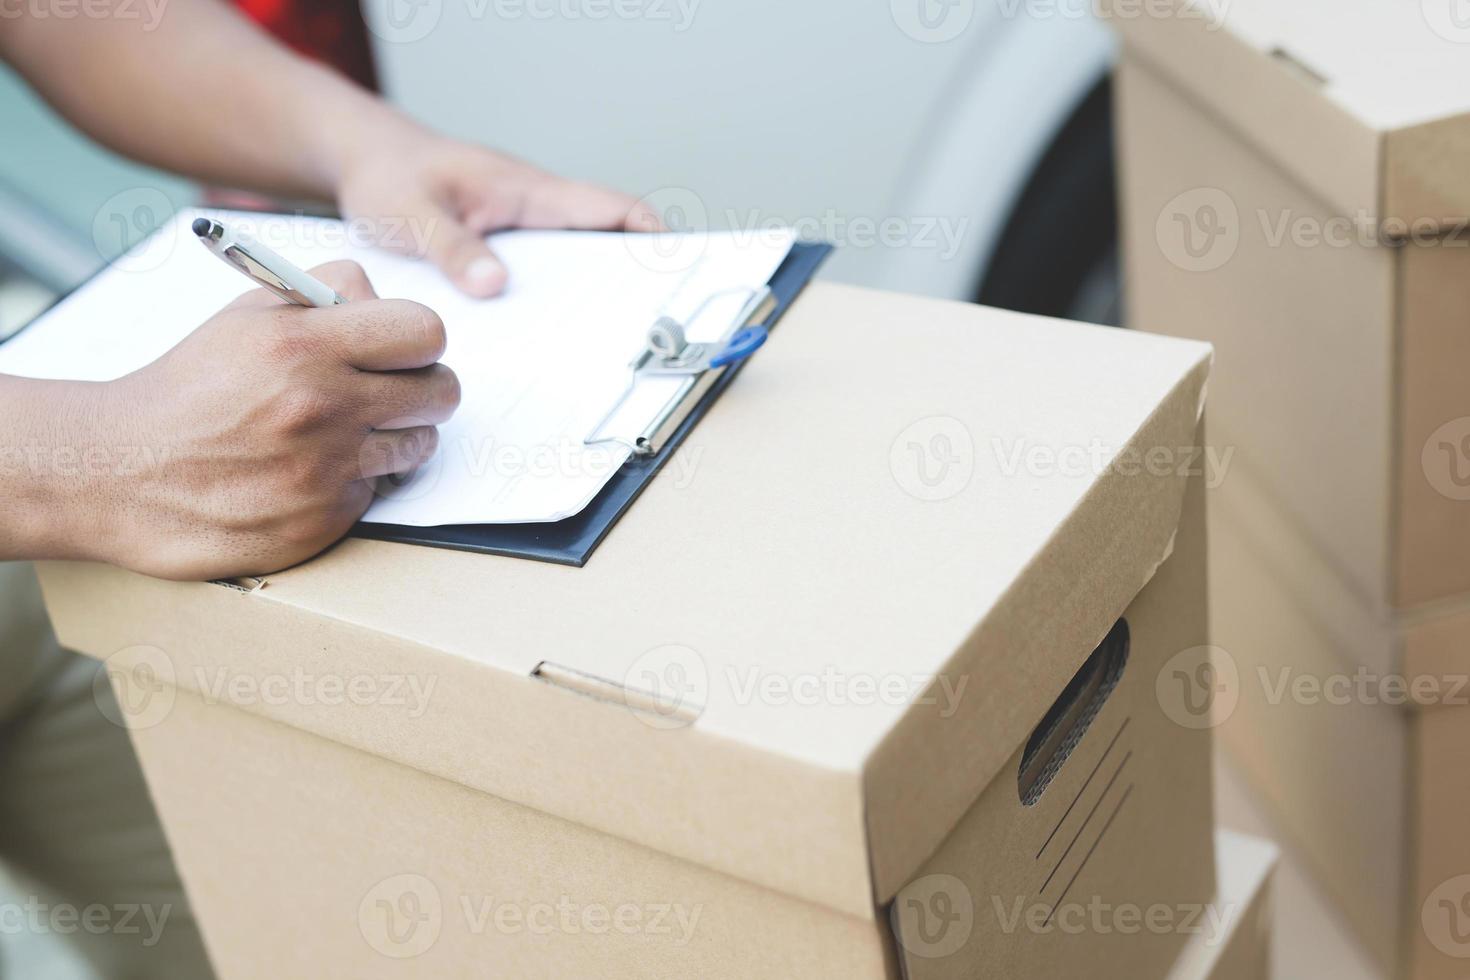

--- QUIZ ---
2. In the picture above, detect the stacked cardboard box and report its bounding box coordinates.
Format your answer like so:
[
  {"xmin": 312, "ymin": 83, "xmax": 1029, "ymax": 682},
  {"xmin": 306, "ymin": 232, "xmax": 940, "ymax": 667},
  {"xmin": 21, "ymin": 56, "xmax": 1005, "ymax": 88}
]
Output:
[
  {"xmin": 1113, "ymin": 2, "xmax": 1470, "ymax": 977},
  {"xmin": 38, "ymin": 284, "xmax": 1238, "ymax": 977}
]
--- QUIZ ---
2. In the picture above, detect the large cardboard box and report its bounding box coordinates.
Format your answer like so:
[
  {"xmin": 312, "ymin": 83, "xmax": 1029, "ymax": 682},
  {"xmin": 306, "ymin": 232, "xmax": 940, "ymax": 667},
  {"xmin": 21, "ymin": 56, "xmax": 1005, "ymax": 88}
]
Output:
[
  {"xmin": 1111, "ymin": 0, "xmax": 1470, "ymax": 611},
  {"xmin": 1166, "ymin": 830, "xmax": 1276, "ymax": 980},
  {"xmin": 1113, "ymin": 5, "xmax": 1470, "ymax": 976},
  {"xmin": 1207, "ymin": 461, "xmax": 1470, "ymax": 980},
  {"xmin": 38, "ymin": 284, "xmax": 1218, "ymax": 978}
]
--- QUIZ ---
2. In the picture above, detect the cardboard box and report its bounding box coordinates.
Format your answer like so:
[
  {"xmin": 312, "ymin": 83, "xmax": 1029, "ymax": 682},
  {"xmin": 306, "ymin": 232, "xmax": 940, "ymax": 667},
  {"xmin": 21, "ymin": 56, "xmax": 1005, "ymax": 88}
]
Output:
[
  {"xmin": 1111, "ymin": 0, "xmax": 1470, "ymax": 611},
  {"xmin": 1207, "ymin": 456, "xmax": 1470, "ymax": 980},
  {"xmin": 1165, "ymin": 830, "xmax": 1276, "ymax": 980},
  {"xmin": 40, "ymin": 284, "xmax": 1217, "ymax": 979}
]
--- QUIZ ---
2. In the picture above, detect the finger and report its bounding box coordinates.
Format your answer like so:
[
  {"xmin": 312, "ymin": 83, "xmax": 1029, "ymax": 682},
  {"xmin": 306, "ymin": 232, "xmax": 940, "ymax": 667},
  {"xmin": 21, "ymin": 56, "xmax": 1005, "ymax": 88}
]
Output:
[
  {"xmin": 222, "ymin": 259, "xmax": 379, "ymax": 312},
  {"xmin": 303, "ymin": 299, "xmax": 448, "ymax": 371},
  {"xmin": 306, "ymin": 260, "xmax": 379, "ymax": 302},
  {"xmin": 510, "ymin": 179, "xmax": 657, "ymax": 232},
  {"xmin": 622, "ymin": 197, "xmax": 667, "ymax": 233},
  {"xmin": 411, "ymin": 196, "xmax": 508, "ymax": 298},
  {"xmin": 354, "ymin": 364, "xmax": 462, "ymax": 428},
  {"xmin": 358, "ymin": 426, "xmax": 441, "ymax": 479}
]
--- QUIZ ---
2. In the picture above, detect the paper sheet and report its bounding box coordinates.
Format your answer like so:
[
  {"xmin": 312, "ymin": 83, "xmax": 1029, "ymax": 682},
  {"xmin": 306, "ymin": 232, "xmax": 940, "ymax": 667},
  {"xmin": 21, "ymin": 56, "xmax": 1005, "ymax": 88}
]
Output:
[{"xmin": 0, "ymin": 210, "xmax": 795, "ymax": 526}]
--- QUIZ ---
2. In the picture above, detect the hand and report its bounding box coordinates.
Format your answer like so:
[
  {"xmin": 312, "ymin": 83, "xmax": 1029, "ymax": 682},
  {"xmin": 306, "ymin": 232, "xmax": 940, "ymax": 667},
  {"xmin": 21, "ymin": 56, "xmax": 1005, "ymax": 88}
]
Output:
[
  {"xmin": 336, "ymin": 128, "xmax": 664, "ymax": 297},
  {"xmin": 80, "ymin": 262, "xmax": 459, "ymax": 580}
]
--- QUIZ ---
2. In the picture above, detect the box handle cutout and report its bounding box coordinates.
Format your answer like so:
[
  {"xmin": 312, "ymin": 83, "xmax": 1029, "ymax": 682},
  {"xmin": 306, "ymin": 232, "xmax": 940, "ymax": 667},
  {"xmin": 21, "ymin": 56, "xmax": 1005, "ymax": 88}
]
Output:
[{"xmin": 1017, "ymin": 620, "xmax": 1129, "ymax": 807}]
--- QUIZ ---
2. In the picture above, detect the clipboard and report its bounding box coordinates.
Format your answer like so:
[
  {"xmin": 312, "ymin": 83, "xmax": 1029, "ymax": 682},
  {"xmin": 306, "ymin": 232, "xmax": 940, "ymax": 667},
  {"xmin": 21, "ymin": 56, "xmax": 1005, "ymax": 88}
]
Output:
[{"xmin": 354, "ymin": 241, "xmax": 832, "ymax": 566}]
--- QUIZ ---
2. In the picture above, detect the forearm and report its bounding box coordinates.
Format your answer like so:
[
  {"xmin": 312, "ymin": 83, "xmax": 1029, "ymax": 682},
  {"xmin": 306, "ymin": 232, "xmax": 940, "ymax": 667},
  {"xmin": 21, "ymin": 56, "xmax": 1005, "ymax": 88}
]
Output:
[
  {"xmin": 0, "ymin": 375, "xmax": 112, "ymax": 563},
  {"xmin": 0, "ymin": 0, "xmax": 421, "ymax": 200}
]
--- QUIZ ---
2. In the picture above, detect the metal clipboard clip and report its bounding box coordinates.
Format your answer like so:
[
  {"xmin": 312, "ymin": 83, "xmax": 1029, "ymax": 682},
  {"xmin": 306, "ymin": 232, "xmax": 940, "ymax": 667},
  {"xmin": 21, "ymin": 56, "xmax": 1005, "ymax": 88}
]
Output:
[{"xmin": 585, "ymin": 284, "xmax": 775, "ymax": 457}]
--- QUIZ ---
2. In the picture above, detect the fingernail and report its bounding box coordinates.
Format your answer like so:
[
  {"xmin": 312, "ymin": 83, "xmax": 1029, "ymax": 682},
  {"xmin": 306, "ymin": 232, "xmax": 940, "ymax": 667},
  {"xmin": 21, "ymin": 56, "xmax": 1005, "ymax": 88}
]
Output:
[{"xmin": 465, "ymin": 258, "xmax": 504, "ymax": 293}]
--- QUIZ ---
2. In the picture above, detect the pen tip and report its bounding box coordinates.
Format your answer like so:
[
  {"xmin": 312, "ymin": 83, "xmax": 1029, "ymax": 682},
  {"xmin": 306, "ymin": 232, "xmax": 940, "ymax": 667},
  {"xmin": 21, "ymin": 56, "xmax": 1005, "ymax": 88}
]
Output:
[{"xmin": 191, "ymin": 218, "xmax": 214, "ymax": 239}]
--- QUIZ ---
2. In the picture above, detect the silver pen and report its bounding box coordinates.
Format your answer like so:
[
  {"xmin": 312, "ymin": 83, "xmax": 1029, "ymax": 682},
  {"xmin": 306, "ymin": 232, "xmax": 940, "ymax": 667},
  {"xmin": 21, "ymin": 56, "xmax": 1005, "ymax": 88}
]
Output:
[{"xmin": 192, "ymin": 217, "xmax": 346, "ymax": 307}]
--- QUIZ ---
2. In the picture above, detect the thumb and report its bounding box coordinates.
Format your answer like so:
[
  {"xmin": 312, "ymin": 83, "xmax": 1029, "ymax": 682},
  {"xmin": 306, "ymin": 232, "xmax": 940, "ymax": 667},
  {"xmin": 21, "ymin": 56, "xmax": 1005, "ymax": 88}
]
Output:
[{"xmin": 417, "ymin": 199, "xmax": 508, "ymax": 298}]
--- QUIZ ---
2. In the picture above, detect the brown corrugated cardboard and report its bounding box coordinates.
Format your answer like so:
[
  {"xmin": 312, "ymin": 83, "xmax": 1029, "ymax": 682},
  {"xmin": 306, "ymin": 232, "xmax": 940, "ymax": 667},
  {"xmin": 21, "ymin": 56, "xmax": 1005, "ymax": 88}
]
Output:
[
  {"xmin": 97, "ymin": 484, "xmax": 1209, "ymax": 979},
  {"xmin": 36, "ymin": 283, "xmax": 1217, "ymax": 977},
  {"xmin": 1165, "ymin": 830, "xmax": 1276, "ymax": 980},
  {"xmin": 1111, "ymin": 0, "xmax": 1470, "ymax": 611},
  {"xmin": 1208, "ymin": 452, "xmax": 1470, "ymax": 980}
]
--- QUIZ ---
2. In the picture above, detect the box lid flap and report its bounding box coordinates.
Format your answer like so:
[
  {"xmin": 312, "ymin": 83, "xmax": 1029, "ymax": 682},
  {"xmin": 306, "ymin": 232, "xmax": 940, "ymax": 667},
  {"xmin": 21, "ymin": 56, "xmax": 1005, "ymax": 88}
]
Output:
[
  {"xmin": 1109, "ymin": 0, "xmax": 1470, "ymax": 226},
  {"xmin": 40, "ymin": 283, "xmax": 1210, "ymax": 917}
]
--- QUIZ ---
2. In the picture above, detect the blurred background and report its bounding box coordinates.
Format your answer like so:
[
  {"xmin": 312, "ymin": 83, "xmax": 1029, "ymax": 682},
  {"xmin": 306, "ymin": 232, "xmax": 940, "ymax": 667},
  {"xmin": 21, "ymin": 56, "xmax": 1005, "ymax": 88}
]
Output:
[{"xmin": 0, "ymin": 0, "xmax": 1122, "ymax": 347}]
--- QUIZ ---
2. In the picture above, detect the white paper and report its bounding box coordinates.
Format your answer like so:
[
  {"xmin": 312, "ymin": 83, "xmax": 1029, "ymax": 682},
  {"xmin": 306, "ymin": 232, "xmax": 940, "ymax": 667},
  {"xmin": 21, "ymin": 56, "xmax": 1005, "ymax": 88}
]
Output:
[{"xmin": 0, "ymin": 210, "xmax": 795, "ymax": 526}]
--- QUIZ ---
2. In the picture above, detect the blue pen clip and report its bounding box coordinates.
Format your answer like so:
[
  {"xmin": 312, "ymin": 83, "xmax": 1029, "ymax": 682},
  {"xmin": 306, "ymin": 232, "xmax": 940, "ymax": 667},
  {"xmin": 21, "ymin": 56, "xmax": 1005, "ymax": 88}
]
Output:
[
  {"xmin": 710, "ymin": 325, "xmax": 769, "ymax": 368},
  {"xmin": 585, "ymin": 284, "xmax": 774, "ymax": 456}
]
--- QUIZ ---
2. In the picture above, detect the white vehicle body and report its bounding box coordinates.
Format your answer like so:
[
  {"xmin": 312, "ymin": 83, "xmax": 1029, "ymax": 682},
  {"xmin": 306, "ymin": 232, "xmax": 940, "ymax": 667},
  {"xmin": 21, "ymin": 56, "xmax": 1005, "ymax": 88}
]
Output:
[{"xmin": 369, "ymin": 0, "xmax": 1115, "ymax": 300}]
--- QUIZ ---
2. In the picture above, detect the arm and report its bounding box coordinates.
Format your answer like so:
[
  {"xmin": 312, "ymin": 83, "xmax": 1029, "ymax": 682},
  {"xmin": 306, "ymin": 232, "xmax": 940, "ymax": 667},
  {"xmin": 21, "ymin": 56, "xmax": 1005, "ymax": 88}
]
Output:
[
  {"xmin": 0, "ymin": 1, "xmax": 397, "ymax": 202},
  {"xmin": 0, "ymin": 0, "xmax": 661, "ymax": 295}
]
